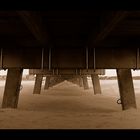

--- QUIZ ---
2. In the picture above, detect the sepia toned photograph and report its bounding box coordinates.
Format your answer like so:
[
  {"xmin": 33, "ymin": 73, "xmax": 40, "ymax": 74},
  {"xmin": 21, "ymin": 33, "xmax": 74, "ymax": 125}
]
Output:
[{"xmin": 0, "ymin": 10, "xmax": 140, "ymax": 130}]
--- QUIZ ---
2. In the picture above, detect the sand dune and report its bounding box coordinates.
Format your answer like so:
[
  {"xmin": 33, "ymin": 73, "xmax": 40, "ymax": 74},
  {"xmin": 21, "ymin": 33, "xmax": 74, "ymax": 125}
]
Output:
[{"xmin": 0, "ymin": 80, "xmax": 140, "ymax": 129}]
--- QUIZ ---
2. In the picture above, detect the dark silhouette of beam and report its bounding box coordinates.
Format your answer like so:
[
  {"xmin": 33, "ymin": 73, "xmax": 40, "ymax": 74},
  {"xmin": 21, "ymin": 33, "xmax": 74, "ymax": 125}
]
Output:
[
  {"xmin": 89, "ymin": 11, "xmax": 128, "ymax": 47},
  {"xmin": 17, "ymin": 11, "xmax": 48, "ymax": 45}
]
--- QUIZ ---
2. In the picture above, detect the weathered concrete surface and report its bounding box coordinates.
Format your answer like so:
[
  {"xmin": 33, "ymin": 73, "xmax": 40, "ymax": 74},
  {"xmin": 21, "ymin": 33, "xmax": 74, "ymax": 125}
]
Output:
[
  {"xmin": 44, "ymin": 76, "xmax": 51, "ymax": 90},
  {"xmin": 117, "ymin": 69, "xmax": 137, "ymax": 110},
  {"xmin": 79, "ymin": 77, "xmax": 83, "ymax": 87},
  {"xmin": 33, "ymin": 74, "xmax": 43, "ymax": 94},
  {"xmin": 82, "ymin": 76, "xmax": 89, "ymax": 90},
  {"xmin": 91, "ymin": 74, "xmax": 101, "ymax": 94},
  {"xmin": 2, "ymin": 68, "xmax": 23, "ymax": 108}
]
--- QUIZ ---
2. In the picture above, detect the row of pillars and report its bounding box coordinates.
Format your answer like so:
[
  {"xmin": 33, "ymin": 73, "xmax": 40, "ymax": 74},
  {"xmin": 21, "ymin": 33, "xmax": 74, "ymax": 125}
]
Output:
[
  {"xmin": 33, "ymin": 75, "xmax": 101, "ymax": 94},
  {"xmin": 1, "ymin": 68, "xmax": 137, "ymax": 110},
  {"xmin": 67, "ymin": 75, "xmax": 101, "ymax": 94},
  {"xmin": 33, "ymin": 76, "xmax": 65, "ymax": 94}
]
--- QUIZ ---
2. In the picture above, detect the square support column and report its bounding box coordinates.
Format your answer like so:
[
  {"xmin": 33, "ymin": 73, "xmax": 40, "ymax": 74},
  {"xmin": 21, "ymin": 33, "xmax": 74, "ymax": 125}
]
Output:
[
  {"xmin": 116, "ymin": 69, "xmax": 136, "ymax": 110},
  {"xmin": 82, "ymin": 76, "xmax": 89, "ymax": 90},
  {"xmin": 79, "ymin": 77, "xmax": 83, "ymax": 87},
  {"xmin": 49, "ymin": 77, "xmax": 58, "ymax": 87},
  {"xmin": 44, "ymin": 76, "xmax": 51, "ymax": 90},
  {"xmin": 2, "ymin": 68, "xmax": 23, "ymax": 108},
  {"xmin": 91, "ymin": 74, "xmax": 101, "ymax": 94},
  {"xmin": 33, "ymin": 74, "xmax": 43, "ymax": 94}
]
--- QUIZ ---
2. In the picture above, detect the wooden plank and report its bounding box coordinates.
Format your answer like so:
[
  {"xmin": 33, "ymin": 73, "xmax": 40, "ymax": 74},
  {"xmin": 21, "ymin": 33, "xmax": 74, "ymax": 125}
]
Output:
[
  {"xmin": 3, "ymin": 47, "xmax": 44, "ymax": 68},
  {"xmin": 0, "ymin": 47, "xmax": 138, "ymax": 69},
  {"xmin": 29, "ymin": 69, "xmax": 105, "ymax": 75}
]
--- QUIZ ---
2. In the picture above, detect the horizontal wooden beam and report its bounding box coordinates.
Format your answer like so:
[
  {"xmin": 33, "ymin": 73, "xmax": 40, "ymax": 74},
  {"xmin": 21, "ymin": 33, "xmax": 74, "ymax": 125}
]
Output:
[
  {"xmin": 0, "ymin": 47, "xmax": 139, "ymax": 69},
  {"xmin": 29, "ymin": 69, "xmax": 105, "ymax": 75}
]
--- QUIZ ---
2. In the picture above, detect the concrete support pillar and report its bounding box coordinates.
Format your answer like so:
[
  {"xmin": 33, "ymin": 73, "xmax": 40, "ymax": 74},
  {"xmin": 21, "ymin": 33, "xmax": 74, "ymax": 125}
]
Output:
[
  {"xmin": 91, "ymin": 74, "xmax": 101, "ymax": 94},
  {"xmin": 33, "ymin": 74, "xmax": 43, "ymax": 94},
  {"xmin": 44, "ymin": 76, "xmax": 51, "ymax": 90},
  {"xmin": 2, "ymin": 68, "xmax": 23, "ymax": 108},
  {"xmin": 82, "ymin": 76, "xmax": 89, "ymax": 90},
  {"xmin": 79, "ymin": 77, "xmax": 83, "ymax": 87},
  {"xmin": 116, "ymin": 69, "xmax": 136, "ymax": 110},
  {"xmin": 49, "ymin": 77, "xmax": 58, "ymax": 87},
  {"xmin": 74, "ymin": 78, "xmax": 80, "ymax": 86}
]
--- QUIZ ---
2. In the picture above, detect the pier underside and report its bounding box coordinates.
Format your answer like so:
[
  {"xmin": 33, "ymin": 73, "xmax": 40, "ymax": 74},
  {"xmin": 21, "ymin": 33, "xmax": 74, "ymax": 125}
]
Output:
[{"xmin": 0, "ymin": 10, "xmax": 140, "ymax": 110}]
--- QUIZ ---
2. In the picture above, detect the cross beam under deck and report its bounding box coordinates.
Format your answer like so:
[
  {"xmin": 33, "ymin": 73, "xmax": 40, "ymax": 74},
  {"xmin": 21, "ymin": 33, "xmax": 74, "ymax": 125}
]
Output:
[{"xmin": 0, "ymin": 47, "xmax": 139, "ymax": 69}]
